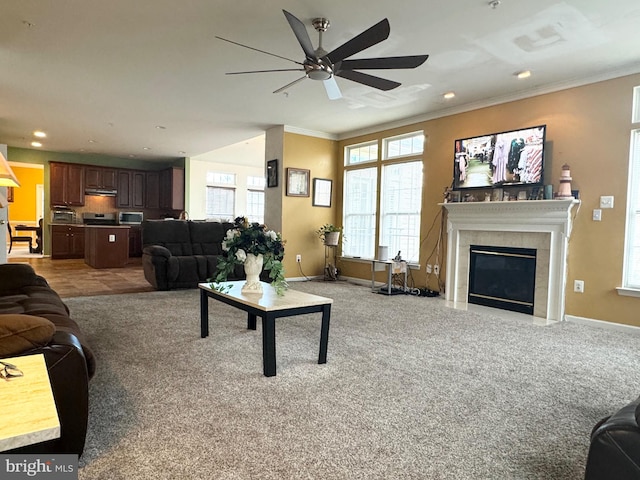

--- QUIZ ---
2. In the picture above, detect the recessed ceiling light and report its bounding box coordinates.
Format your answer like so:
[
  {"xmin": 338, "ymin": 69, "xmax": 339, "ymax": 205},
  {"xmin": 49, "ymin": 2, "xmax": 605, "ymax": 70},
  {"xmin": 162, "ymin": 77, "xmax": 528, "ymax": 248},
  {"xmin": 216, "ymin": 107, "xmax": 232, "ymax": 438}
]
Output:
[
  {"xmin": 31, "ymin": 141, "xmax": 42, "ymax": 147},
  {"xmin": 129, "ymin": 154, "xmax": 136, "ymax": 158},
  {"xmin": 155, "ymin": 125, "xmax": 166, "ymax": 130},
  {"xmin": 443, "ymin": 92, "xmax": 456, "ymax": 99},
  {"xmin": 516, "ymin": 70, "xmax": 531, "ymax": 79},
  {"xmin": 178, "ymin": 151, "xmax": 186, "ymax": 155},
  {"xmin": 88, "ymin": 139, "xmax": 97, "ymax": 143},
  {"xmin": 33, "ymin": 130, "xmax": 47, "ymax": 138},
  {"xmin": 143, "ymin": 147, "xmax": 151, "ymax": 151}
]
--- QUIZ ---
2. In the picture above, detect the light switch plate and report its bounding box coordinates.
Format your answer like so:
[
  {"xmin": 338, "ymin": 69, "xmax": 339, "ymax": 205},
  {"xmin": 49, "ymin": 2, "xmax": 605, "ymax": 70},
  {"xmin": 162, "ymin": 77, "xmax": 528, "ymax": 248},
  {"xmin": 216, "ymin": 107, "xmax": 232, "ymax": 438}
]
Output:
[
  {"xmin": 108, "ymin": 234, "xmax": 116, "ymax": 242},
  {"xmin": 600, "ymin": 195, "xmax": 614, "ymax": 209}
]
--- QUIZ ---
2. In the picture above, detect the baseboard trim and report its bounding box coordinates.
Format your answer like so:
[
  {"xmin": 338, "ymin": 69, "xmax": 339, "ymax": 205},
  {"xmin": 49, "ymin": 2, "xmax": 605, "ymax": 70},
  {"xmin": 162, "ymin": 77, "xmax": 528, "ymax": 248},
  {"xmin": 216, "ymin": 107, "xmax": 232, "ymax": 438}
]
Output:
[{"xmin": 565, "ymin": 314, "xmax": 640, "ymax": 334}]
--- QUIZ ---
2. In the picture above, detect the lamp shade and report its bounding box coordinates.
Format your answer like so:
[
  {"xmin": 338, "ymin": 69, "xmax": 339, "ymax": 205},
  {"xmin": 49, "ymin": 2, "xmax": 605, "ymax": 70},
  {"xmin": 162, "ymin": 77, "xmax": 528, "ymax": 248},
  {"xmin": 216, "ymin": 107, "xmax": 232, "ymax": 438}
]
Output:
[{"xmin": 0, "ymin": 152, "xmax": 20, "ymax": 187}]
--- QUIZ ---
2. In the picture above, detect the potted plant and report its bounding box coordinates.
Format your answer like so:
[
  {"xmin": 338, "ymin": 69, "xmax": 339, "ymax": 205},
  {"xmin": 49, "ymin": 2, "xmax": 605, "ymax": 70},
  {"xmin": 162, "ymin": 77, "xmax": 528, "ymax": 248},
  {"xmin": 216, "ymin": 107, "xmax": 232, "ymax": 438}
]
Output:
[
  {"xmin": 212, "ymin": 216, "xmax": 287, "ymax": 295},
  {"xmin": 316, "ymin": 224, "xmax": 343, "ymax": 246}
]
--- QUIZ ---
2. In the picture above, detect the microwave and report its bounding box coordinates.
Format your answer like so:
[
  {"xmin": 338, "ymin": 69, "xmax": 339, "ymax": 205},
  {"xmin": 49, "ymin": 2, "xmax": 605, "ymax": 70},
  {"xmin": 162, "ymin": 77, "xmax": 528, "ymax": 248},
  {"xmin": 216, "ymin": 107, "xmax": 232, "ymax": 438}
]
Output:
[
  {"xmin": 51, "ymin": 209, "xmax": 76, "ymax": 224},
  {"xmin": 118, "ymin": 211, "xmax": 143, "ymax": 225}
]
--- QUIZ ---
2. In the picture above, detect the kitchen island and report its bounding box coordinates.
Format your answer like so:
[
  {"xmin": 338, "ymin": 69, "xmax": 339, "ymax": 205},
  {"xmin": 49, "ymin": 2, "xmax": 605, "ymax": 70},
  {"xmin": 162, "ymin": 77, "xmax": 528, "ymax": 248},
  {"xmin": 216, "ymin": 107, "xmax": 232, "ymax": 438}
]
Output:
[{"xmin": 84, "ymin": 225, "xmax": 130, "ymax": 268}]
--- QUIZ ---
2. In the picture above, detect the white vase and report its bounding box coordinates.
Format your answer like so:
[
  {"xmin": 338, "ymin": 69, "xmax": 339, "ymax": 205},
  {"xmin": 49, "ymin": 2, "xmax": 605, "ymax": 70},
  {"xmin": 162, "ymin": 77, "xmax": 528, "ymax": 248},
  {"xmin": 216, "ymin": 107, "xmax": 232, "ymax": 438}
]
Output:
[
  {"xmin": 242, "ymin": 253, "xmax": 264, "ymax": 294},
  {"xmin": 324, "ymin": 231, "xmax": 340, "ymax": 246}
]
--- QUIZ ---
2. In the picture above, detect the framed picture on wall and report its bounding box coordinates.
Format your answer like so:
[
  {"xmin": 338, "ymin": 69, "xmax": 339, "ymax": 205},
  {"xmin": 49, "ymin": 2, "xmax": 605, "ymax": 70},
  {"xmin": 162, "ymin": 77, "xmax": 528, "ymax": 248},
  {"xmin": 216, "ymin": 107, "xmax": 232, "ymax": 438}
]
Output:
[
  {"xmin": 266, "ymin": 159, "xmax": 278, "ymax": 188},
  {"xmin": 286, "ymin": 168, "xmax": 310, "ymax": 197},
  {"xmin": 312, "ymin": 178, "xmax": 332, "ymax": 207}
]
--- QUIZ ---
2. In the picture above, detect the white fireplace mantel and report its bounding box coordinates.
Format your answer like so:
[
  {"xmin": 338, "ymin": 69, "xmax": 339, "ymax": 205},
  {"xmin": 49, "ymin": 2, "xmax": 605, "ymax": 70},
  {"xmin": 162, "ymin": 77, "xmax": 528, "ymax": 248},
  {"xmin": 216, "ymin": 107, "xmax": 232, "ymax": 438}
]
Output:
[{"xmin": 441, "ymin": 199, "xmax": 579, "ymax": 321}]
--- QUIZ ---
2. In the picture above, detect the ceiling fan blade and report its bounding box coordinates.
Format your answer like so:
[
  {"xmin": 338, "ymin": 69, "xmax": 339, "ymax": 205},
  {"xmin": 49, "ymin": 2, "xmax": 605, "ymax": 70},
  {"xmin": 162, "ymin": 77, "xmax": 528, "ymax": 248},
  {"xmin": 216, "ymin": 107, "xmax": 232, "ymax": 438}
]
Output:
[
  {"xmin": 226, "ymin": 68, "xmax": 304, "ymax": 75},
  {"xmin": 323, "ymin": 77, "xmax": 342, "ymax": 100},
  {"xmin": 325, "ymin": 19, "xmax": 390, "ymax": 64},
  {"xmin": 216, "ymin": 36, "xmax": 303, "ymax": 65},
  {"xmin": 282, "ymin": 10, "xmax": 316, "ymax": 60},
  {"xmin": 273, "ymin": 76, "xmax": 308, "ymax": 94},
  {"xmin": 338, "ymin": 55, "xmax": 429, "ymax": 70},
  {"xmin": 336, "ymin": 70, "xmax": 400, "ymax": 91}
]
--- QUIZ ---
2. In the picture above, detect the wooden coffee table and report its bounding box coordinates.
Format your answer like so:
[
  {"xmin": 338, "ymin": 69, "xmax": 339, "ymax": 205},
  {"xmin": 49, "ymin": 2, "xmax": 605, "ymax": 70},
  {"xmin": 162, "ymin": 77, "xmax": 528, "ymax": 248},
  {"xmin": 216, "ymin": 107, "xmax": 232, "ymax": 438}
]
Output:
[{"xmin": 199, "ymin": 281, "xmax": 333, "ymax": 377}]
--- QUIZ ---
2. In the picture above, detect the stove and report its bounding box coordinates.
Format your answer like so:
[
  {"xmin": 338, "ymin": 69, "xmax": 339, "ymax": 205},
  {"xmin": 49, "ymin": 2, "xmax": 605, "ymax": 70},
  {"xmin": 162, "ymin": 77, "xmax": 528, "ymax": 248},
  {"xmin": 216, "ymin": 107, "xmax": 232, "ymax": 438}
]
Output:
[{"xmin": 82, "ymin": 212, "xmax": 117, "ymax": 226}]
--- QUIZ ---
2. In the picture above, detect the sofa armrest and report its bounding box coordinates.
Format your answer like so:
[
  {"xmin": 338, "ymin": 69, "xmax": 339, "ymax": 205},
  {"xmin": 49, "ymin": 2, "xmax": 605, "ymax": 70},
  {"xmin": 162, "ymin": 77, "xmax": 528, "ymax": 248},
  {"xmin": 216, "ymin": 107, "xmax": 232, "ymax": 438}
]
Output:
[
  {"xmin": 0, "ymin": 264, "xmax": 40, "ymax": 293},
  {"xmin": 585, "ymin": 396, "xmax": 640, "ymax": 479},
  {"xmin": 143, "ymin": 245, "xmax": 172, "ymax": 258},
  {"xmin": 11, "ymin": 331, "xmax": 90, "ymax": 456}
]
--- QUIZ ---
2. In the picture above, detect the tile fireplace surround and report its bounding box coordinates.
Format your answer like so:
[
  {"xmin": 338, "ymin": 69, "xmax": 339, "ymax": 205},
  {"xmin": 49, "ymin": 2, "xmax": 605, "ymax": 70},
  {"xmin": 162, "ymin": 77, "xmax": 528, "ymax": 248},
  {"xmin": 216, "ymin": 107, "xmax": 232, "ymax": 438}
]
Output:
[{"xmin": 442, "ymin": 199, "xmax": 579, "ymax": 321}]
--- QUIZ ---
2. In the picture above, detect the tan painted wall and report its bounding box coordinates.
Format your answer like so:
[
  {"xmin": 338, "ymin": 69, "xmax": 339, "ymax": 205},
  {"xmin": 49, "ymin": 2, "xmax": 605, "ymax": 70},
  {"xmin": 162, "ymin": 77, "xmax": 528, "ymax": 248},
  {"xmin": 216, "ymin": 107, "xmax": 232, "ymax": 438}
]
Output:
[
  {"xmin": 280, "ymin": 132, "xmax": 339, "ymax": 279},
  {"xmin": 335, "ymin": 73, "xmax": 640, "ymax": 327}
]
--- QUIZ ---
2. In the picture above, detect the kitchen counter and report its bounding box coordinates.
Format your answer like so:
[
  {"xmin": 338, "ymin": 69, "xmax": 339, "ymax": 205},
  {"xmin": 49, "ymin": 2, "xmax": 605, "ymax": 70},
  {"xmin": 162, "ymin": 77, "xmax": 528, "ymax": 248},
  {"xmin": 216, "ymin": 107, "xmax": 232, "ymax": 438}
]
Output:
[{"xmin": 84, "ymin": 225, "xmax": 130, "ymax": 268}]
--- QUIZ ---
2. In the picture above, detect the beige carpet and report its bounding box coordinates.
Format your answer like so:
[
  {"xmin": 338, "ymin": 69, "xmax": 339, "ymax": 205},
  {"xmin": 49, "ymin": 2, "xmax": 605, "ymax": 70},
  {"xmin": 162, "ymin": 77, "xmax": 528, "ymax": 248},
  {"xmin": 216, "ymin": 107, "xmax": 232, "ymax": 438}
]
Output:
[{"xmin": 64, "ymin": 280, "xmax": 640, "ymax": 479}]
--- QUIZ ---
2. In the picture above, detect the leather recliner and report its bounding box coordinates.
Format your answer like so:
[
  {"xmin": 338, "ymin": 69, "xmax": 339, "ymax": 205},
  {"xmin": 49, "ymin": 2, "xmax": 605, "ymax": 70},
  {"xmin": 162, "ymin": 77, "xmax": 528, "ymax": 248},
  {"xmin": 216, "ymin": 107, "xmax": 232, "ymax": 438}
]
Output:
[
  {"xmin": 0, "ymin": 263, "xmax": 95, "ymax": 456},
  {"xmin": 141, "ymin": 219, "xmax": 244, "ymax": 290},
  {"xmin": 585, "ymin": 396, "xmax": 640, "ymax": 479}
]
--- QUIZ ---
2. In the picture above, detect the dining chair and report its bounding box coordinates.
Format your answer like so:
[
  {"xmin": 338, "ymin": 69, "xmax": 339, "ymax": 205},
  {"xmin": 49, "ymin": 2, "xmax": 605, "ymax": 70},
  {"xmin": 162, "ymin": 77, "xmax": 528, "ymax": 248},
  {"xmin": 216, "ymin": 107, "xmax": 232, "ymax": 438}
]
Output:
[{"xmin": 8, "ymin": 222, "xmax": 33, "ymax": 253}]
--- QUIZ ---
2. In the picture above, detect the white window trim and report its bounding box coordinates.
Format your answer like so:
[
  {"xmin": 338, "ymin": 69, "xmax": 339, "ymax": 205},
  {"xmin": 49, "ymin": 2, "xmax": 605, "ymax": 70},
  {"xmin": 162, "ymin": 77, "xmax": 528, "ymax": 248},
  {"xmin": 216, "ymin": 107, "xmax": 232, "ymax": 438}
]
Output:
[{"xmin": 382, "ymin": 131, "xmax": 425, "ymax": 161}]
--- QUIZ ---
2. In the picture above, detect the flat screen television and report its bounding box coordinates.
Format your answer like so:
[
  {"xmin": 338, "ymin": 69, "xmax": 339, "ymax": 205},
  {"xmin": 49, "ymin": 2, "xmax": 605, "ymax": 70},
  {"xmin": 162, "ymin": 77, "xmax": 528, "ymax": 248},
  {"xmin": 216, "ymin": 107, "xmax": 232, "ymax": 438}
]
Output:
[{"xmin": 453, "ymin": 124, "xmax": 546, "ymax": 190}]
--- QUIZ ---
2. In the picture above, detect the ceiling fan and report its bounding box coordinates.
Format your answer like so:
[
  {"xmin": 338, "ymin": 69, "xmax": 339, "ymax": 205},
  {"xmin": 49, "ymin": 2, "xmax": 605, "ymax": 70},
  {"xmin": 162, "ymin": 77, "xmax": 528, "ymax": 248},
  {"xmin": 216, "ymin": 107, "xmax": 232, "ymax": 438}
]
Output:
[{"xmin": 216, "ymin": 10, "xmax": 429, "ymax": 100}]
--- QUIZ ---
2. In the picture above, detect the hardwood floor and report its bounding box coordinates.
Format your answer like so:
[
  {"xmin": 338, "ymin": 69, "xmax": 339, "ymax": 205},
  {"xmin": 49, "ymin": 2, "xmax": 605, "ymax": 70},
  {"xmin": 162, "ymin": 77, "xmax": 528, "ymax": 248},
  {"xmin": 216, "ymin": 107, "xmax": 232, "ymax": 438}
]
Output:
[{"xmin": 8, "ymin": 256, "xmax": 155, "ymax": 298}]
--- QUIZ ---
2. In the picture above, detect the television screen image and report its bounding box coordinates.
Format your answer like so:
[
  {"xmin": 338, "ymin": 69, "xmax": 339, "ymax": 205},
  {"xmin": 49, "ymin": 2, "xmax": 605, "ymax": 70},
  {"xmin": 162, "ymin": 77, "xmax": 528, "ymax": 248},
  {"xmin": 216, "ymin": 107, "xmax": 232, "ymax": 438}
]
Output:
[{"xmin": 453, "ymin": 125, "xmax": 546, "ymax": 190}]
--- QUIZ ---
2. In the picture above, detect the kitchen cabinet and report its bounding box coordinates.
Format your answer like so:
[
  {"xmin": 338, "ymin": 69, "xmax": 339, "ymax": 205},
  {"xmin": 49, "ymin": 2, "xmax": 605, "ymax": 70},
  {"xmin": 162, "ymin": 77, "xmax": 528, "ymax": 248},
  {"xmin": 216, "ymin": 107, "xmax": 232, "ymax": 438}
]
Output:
[
  {"xmin": 145, "ymin": 171, "xmax": 160, "ymax": 209},
  {"xmin": 85, "ymin": 166, "xmax": 116, "ymax": 190},
  {"xmin": 128, "ymin": 225, "xmax": 142, "ymax": 257},
  {"xmin": 116, "ymin": 170, "xmax": 146, "ymax": 209},
  {"xmin": 50, "ymin": 162, "xmax": 85, "ymax": 206},
  {"xmin": 159, "ymin": 166, "xmax": 185, "ymax": 211},
  {"xmin": 51, "ymin": 225, "xmax": 85, "ymax": 259},
  {"xmin": 84, "ymin": 226, "xmax": 129, "ymax": 268}
]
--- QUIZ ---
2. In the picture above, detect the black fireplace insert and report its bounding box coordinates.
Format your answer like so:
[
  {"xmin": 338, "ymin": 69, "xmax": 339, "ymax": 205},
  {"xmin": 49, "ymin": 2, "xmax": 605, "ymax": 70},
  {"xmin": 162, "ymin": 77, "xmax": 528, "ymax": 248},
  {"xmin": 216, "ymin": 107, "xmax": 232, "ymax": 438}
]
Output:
[{"xmin": 468, "ymin": 245, "xmax": 536, "ymax": 315}]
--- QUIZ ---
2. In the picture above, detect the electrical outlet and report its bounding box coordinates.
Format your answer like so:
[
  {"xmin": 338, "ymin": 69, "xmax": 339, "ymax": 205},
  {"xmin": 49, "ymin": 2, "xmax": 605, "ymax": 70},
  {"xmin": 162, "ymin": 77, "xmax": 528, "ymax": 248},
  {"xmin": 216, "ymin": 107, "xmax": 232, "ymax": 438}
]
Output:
[
  {"xmin": 426, "ymin": 264, "xmax": 432, "ymax": 273},
  {"xmin": 434, "ymin": 265, "xmax": 440, "ymax": 275},
  {"xmin": 574, "ymin": 280, "xmax": 584, "ymax": 293},
  {"xmin": 296, "ymin": 254, "xmax": 301, "ymax": 263},
  {"xmin": 592, "ymin": 209, "xmax": 602, "ymax": 221}
]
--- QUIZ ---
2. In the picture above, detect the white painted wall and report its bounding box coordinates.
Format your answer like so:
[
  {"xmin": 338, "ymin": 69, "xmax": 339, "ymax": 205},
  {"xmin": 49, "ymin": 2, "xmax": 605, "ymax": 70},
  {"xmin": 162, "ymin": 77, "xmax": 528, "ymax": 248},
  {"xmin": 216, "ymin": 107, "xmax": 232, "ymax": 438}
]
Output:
[{"xmin": 186, "ymin": 135, "xmax": 265, "ymax": 220}]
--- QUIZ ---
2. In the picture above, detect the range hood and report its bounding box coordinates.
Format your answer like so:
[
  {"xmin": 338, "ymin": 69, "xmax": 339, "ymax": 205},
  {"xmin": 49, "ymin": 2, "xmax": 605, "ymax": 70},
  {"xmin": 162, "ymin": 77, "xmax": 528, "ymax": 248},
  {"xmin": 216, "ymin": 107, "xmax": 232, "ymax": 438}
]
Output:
[{"xmin": 85, "ymin": 187, "xmax": 117, "ymax": 196}]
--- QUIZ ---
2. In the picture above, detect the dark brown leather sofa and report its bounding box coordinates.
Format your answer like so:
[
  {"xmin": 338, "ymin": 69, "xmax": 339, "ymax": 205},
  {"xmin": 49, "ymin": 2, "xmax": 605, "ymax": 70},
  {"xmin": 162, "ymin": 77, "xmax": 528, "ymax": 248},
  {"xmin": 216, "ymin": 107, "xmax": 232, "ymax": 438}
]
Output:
[
  {"xmin": 142, "ymin": 219, "xmax": 243, "ymax": 290},
  {"xmin": 585, "ymin": 396, "xmax": 640, "ymax": 479},
  {"xmin": 0, "ymin": 263, "xmax": 95, "ymax": 456}
]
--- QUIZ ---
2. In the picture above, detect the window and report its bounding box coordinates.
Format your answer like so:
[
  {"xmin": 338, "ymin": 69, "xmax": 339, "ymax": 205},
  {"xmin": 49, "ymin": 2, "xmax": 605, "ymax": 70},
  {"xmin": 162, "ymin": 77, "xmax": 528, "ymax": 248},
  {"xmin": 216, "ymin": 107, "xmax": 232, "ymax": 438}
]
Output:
[
  {"xmin": 247, "ymin": 176, "xmax": 266, "ymax": 189},
  {"xmin": 206, "ymin": 172, "xmax": 235, "ymax": 185},
  {"xmin": 342, "ymin": 167, "xmax": 377, "ymax": 257},
  {"xmin": 345, "ymin": 141, "xmax": 378, "ymax": 165},
  {"xmin": 623, "ymin": 128, "xmax": 640, "ymax": 290},
  {"xmin": 383, "ymin": 132, "xmax": 424, "ymax": 160},
  {"xmin": 343, "ymin": 132, "xmax": 424, "ymax": 261},
  {"xmin": 379, "ymin": 161, "xmax": 423, "ymax": 262},
  {"xmin": 206, "ymin": 186, "xmax": 235, "ymax": 219}
]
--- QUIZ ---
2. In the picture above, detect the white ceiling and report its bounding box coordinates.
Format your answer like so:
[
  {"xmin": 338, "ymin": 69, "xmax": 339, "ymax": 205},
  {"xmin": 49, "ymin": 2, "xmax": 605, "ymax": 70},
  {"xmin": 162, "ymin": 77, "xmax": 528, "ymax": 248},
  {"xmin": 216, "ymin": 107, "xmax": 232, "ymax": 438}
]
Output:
[{"xmin": 1, "ymin": 0, "xmax": 640, "ymax": 161}]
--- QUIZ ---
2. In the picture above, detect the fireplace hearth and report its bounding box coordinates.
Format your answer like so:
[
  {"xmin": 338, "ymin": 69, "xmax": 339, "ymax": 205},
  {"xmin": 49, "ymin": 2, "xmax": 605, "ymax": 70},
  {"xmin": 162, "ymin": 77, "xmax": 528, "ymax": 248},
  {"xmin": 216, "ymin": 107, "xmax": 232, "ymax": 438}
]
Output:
[{"xmin": 468, "ymin": 245, "xmax": 537, "ymax": 315}]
